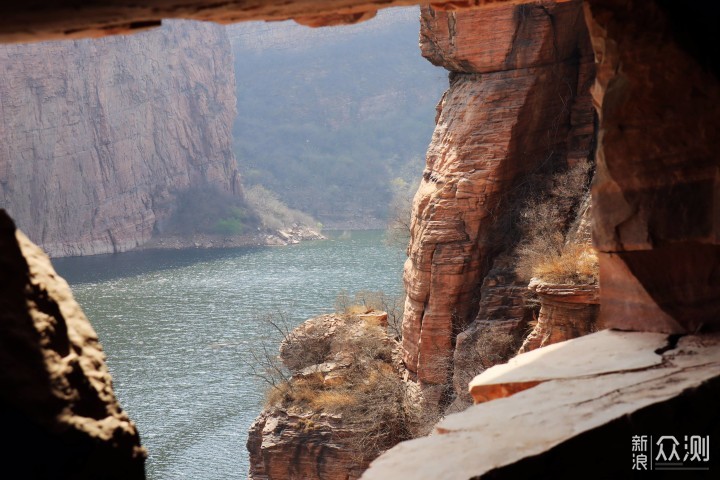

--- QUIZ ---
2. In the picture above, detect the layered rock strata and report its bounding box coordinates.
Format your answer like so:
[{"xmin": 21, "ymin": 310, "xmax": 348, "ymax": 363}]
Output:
[
  {"xmin": 403, "ymin": 0, "xmax": 596, "ymax": 398},
  {"xmin": 449, "ymin": 254, "xmax": 530, "ymax": 407},
  {"xmin": 0, "ymin": 210, "xmax": 145, "ymax": 478},
  {"xmin": 518, "ymin": 279, "xmax": 599, "ymax": 353},
  {"xmin": 518, "ymin": 193, "xmax": 598, "ymax": 353},
  {"xmin": 0, "ymin": 1, "xmax": 529, "ymax": 43},
  {"xmin": 0, "ymin": 20, "xmax": 241, "ymax": 257},
  {"xmin": 363, "ymin": 330, "xmax": 720, "ymax": 479},
  {"xmin": 248, "ymin": 408, "xmax": 366, "ymax": 480}
]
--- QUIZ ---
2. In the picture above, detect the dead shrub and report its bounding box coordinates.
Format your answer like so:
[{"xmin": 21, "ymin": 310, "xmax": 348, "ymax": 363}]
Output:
[
  {"xmin": 252, "ymin": 307, "xmax": 419, "ymax": 464},
  {"xmin": 472, "ymin": 329, "xmax": 518, "ymax": 370},
  {"xmin": 335, "ymin": 290, "xmax": 405, "ymax": 341},
  {"xmin": 309, "ymin": 390, "xmax": 358, "ymax": 410},
  {"xmin": 530, "ymin": 243, "xmax": 598, "ymax": 285},
  {"xmin": 514, "ymin": 160, "xmax": 598, "ymax": 284}
]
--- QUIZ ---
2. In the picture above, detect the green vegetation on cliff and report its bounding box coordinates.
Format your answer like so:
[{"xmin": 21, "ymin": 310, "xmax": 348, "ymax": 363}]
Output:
[{"xmin": 229, "ymin": 8, "xmax": 446, "ymax": 226}]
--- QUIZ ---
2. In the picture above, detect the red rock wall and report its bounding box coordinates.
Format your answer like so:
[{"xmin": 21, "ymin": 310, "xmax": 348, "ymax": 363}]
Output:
[
  {"xmin": 0, "ymin": 1, "xmax": 519, "ymax": 43},
  {"xmin": 0, "ymin": 20, "xmax": 241, "ymax": 257},
  {"xmin": 584, "ymin": 0, "xmax": 720, "ymax": 334},
  {"xmin": 248, "ymin": 408, "xmax": 366, "ymax": 480},
  {"xmin": 403, "ymin": 0, "xmax": 596, "ymax": 395},
  {"xmin": 449, "ymin": 254, "xmax": 530, "ymax": 407},
  {"xmin": 518, "ymin": 280, "xmax": 599, "ymax": 353}
]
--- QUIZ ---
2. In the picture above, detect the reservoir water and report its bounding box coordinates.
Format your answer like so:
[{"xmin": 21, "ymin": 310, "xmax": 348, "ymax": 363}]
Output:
[{"xmin": 53, "ymin": 230, "xmax": 405, "ymax": 479}]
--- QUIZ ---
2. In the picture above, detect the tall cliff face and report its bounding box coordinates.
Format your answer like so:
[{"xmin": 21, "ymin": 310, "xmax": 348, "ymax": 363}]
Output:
[
  {"xmin": 402, "ymin": 0, "xmax": 596, "ymax": 400},
  {"xmin": 0, "ymin": 20, "xmax": 241, "ymax": 257}
]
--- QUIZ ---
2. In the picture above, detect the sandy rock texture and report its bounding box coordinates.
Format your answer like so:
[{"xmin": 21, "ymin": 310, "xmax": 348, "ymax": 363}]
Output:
[
  {"xmin": 248, "ymin": 311, "xmax": 412, "ymax": 480},
  {"xmin": 0, "ymin": 209, "xmax": 145, "ymax": 478},
  {"xmin": 448, "ymin": 254, "xmax": 530, "ymax": 407},
  {"xmin": 518, "ymin": 279, "xmax": 599, "ymax": 353},
  {"xmin": 0, "ymin": 20, "xmax": 241, "ymax": 257},
  {"xmin": 402, "ymin": 0, "xmax": 596, "ymax": 398},
  {"xmin": 248, "ymin": 408, "xmax": 366, "ymax": 480}
]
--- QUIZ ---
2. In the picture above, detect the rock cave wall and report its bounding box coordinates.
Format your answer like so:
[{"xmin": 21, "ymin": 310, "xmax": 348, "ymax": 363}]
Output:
[
  {"xmin": 0, "ymin": 20, "xmax": 241, "ymax": 257},
  {"xmin": 0, "ymin": 210, "xmax": 145, "ymax": 479},
  {"xmin": 365, "ymin": 0, "xmax": 720, "ymax": 477},
  {"xmin": 586, "ymin": 0, "xmax": 720, "ymax": 333}
]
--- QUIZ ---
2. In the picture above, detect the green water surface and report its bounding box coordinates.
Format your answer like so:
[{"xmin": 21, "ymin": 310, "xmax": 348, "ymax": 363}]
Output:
[{"xmin": 53, "ymin": 230, "xmax": 405, "ymax": 479}]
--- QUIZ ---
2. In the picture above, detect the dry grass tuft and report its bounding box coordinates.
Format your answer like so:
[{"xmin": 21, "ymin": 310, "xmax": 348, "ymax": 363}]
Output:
[
  {"xmin": 514, "ymin": 160, "xmax": 598, "ymax": 285},
  {"xmin": 531, "ymin": 243, "xmax": 598, "ymax": 284},
  {"xmin": 309, "ymin": 390, "xmax": 358, "ymax": 410},
  {"xmin": 265, "ymin": 381, "xmax": 290, "ymax": 407},
  {"xmin": 335, "ymin": 290, "xmax": 405, "ymax": 340}
]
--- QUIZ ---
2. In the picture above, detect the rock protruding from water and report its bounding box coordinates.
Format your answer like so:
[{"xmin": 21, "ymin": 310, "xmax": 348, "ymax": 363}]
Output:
[{"xmin": 248, "ymin": 311, "xmax": 419, "ymax": 480}]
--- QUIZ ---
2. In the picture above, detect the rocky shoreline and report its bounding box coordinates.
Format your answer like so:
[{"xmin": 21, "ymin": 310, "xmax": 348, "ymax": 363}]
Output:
[{"xmin": 132, "ymin": 226, "xmax": 326, "ymax": 253}]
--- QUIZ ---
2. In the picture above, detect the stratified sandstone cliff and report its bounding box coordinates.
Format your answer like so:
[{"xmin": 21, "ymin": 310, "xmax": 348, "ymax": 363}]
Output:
[
  {"xmin": 0, "ymin": 210, "xmax": 145, "ymax": 478},
  {"xmin": 0, "ymin": 20, "xmax": 241, "ymax": 257},
  {"xmin": 403, "ymin": 0, "xmax": 596, "ymax": 403}
]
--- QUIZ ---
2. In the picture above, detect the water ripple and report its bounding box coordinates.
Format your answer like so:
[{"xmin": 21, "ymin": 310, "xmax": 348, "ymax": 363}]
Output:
[{"xmin": 54, "ymin": 230, "xmax": 404, "ymax": 479}]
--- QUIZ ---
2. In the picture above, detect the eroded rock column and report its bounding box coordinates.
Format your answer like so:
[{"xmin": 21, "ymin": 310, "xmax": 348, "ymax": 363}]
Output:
[
  {"xmin": 403, "ymin": 0, "xmax": 594, "ymax": 399},
  {"xmin": 518, "ymin": 280, "xmax": 599, "ymax": 353}
]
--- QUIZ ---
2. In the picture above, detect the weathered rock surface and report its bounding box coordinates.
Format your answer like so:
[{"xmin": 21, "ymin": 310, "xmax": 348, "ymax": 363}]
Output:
[
  {"xmin": 248, "ymin": 408, "xmax": 366, "ymax": 480},
  {"xmin": 363, "ymin": 330, "xmax": 720, "ymax": 479},
  {"xmin": 403, "ymin": 0, "xmax": 596, "ymax": 397},
  {"xmin": 518, "ymin": 279, "xmax": 599, "ymax": 353},
  {"xmin": 0, "ymin": 20, "xmax": 241, "ymax": 257},
  {"xmin": 449, "ymin": 254, "xmax": 529, "ymax": 407},
  {"xmin": 0, "ymin": 1, "xmax": 525, "ymax": 43},
  {"xmin": 0, "ymin": 209, "xmax": 145, "ymax": 478},
  {"xmin": 248, "ymin": 312, "xmax": 409, "ymax": 480},
  {"xmin": 586, "ymin": 0, "xmax": 720, "ymax": 333}
]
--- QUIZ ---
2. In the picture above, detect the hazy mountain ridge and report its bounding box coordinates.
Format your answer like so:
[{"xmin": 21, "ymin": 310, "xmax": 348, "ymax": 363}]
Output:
[{"xmin": 229, "ymin": 8, "xmax": 447, "ymax": 226}]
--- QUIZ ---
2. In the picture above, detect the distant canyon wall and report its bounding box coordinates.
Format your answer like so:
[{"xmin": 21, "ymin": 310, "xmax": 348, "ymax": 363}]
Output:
[
  {"xmin": 0, "ymin": 20, "xmax": 241, "ymax": 257},
  {"xmin": 402, "ymin": 0, "xmax": 596, "ymax": 400}
]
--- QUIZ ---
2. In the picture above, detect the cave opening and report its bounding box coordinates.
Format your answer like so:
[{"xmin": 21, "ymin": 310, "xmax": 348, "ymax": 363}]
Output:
[{"xmin": 1, "ymin": 1, "xmax": 719, "ymax": 479}]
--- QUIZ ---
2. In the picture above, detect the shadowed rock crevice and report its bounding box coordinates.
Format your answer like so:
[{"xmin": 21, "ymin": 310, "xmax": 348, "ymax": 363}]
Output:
[{"xmin": 586, "ymin": 0, "xmax": 720, "ymax": 333}]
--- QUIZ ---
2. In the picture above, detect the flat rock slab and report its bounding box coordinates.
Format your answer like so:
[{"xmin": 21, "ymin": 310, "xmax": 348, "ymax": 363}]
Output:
[
  {"xmin": 362, "ymin": 330, "xmax": 720, "ymax": 480},
  {"xmin": 469, "ymin": 329, "xmax": 668, "ymax": 402}
]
